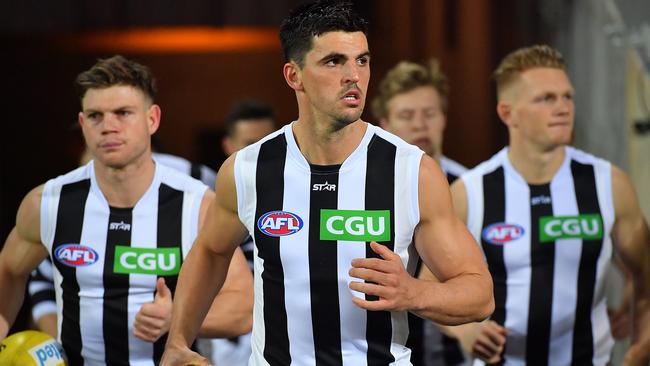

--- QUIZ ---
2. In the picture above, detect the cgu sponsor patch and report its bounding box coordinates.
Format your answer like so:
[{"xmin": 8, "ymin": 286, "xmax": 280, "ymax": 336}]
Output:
[
  {"xmin": 320, "ymin": 209, "xmax": 390, "ymax": 242},
  {"xmin": 539, "ymin": 214, "xmax": 603, "ymax": 242},
  {"xmin": 114, "ymin": 246, "xmax": 181, "ymax": 275},
  {"xmin": 257, "ymin": 211, "xmax": 304, "ymax": 237},
  {"xmin": 54, "ymin": 244, "xmax": 99, "ymax": 267},
  {"xmin": 482, "ymin": 223, "xmax": 525, "ymax": 245}
]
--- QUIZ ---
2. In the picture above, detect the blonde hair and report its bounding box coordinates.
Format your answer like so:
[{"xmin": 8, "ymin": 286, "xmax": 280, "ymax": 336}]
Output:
[
  {"xmin": 493, "ymin": 44, "xmax": 566, "ymax": 97},
  {"xmin": 371, "ymin": 59, "xmax": 449, "ymax": 120}
]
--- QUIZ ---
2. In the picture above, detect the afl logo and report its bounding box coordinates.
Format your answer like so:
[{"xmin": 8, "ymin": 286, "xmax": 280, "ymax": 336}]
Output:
[
  {"xmin": 55, "ymin": 244, "xmax": 99, "ymax": 267},
  {"xmin": 482, "ymin": 223, "xmax": 525, "ymax": 245},
  {"xmin": 257, "ymin": 211, "xmax": 304, "ymax": 237}
]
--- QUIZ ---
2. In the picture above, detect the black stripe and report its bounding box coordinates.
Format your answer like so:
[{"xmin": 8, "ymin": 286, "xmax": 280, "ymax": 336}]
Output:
[
  {"xmin": 103, "ymin": 206, "xmax": 132, "ymax": 366},
  {"xmin": 570, "ymin": 160, "xmax": 603, "ymax": 366},
  {"xmin": 526, "ymin": 184, "xmax": 555, "ymax": 365},
  {"xmin": 253, "ymin": 134, "xmax": 291, "ymax": 365},
  {"xmin": 446, "ymin": 172, "xmax": 459, "ymax": 184},
  {"xmin": 365, "ymin": 135, "xmax": 396, "ymax": 365},
  {"xmin": 480, "ymin": 167, "xmax": 506, "ymax": 365},
  {"xmin": 153, "ymin": 183, "xmax": 185, "ymax": 363},
  {"xmin": 309, "ymin": 167, "xmax": 342, "ymax": 365},
  {"xmin": 190, "ymin": 163, "xmax": 202, "ymax": 180},
  {"xmin": 51, "ymin": 179, "xmax": 90, "ymax": 366},
  {"xmin": 31, "ymin": 289, "xmax": 56, "ymax": 306}
]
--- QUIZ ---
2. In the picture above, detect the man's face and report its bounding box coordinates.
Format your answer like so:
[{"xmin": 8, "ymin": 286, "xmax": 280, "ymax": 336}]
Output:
[
  {"xmin": 505, "ymin": 67, "xmax": 575, "ymax": 150},
  {"xmin": 223, "ymin": 118, "xmax": 276, "ymax": 155},
  {"xmin": 298, "ymin": 31, "xmax": 370, "ymax": 128},
  {"xmin": 381, "ymin": 86, "xmax": 446, "ymax": 157},
  {"xmin": 79, "ymin": 85, "xmax": 158, "ymax": 169}
]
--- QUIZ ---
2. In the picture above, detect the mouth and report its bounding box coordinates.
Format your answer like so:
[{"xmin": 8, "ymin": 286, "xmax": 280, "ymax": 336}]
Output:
[
  {"xmin": 99, "ymin": 141, "xmax": 123, "ymax": 150},
  {"xmin": 341, "ymin": 88, "xmax": 361, "ymax": 105}
]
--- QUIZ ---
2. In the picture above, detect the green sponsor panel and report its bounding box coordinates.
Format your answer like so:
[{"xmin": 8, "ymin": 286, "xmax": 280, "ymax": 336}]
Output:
[
  {"xmin": 114, "ymin": 246, "xmax": 181, "ymax": 275},
  {"xmin": 320, "ymin": 209, "xmax": 391, "ymax": 242},
  {"xmin": 539, "ymin": 214, "xmax": 603, "ymax": 242}
]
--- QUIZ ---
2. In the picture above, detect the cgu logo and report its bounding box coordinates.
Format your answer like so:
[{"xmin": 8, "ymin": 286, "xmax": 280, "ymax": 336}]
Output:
[
  {"xmin": 114, "ymin": 246, "xmax": 181, "ymax": 275},
  {"xmin": 539, "ymin": 214, "xmax": 603, "ymax": 242},
  {"xmin": 28, "ymin": 340, "xmax": 65, "ymax": 366},
  {"xmin": 320, "ymin": 209, "xmax": 391, "ymax": 242},
  {"xmin": 257, "ymin": 211, "xmax": 304, "ymax": 237},
  {"xmin": 482, "ymin": 223, "xmax": 525, "ymax": 245},
  {"xmin": 55, "ymin": 244, "xmax": 99, "ymax": 267}
]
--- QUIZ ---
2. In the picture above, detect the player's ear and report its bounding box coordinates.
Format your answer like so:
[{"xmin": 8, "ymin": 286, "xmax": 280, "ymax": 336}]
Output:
[
  {"xmin": 497, "ymin": 101, "xmax": 513, "ymax": 128},
  {"xmin": 283, "ymin": 61, "xmax": 303, "ymax": 91},
  {"xmin": 147, "ymin": 104, "xmax": 161, "ymax": 134}
]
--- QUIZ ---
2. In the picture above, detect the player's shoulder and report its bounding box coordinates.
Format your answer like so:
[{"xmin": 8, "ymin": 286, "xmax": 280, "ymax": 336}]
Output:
[
  {"xmin": 565, "ymin": 146, "xmax": 611, "ymax": 169},
  {"xmin": 156, "ymin": 163, "xmax": 209, "ymax": 193},
  {"xmin": 440, "ymin": 156, "xmax": 468, "ymax": 178},
  {"xmin": 369, "ymin": 124, "xmax": 423, "ymax": 154},
  {"xmin": 461, "ymin": 148, "xmax": 508, "ymax": 183}
]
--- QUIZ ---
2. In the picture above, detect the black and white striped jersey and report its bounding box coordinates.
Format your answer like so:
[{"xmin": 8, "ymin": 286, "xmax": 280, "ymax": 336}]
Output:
[
  {"xmin": 234, "ymin": 122, "xmax": 424, "ymax": 366},
  {"xmin": 440, "ymin": 156, "xmax": 468, "ymax": 184},
  {"xmin": 29, "ymin": 257, "xmax": 56, "ymax": 322},
  {"xmin": 40, "ymin": 160, "xmax": 208, "ymax": 366},
  {"xmin": 462, "ymin": 147, "xmax": 615, "ymax": 366},
  {"xmin": 153, "ymin": 153, "xmax": 217, "ymax": 188}
]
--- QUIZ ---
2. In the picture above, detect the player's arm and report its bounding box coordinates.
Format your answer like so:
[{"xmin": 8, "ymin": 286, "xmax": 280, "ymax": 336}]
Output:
[
  {"xmin": 350, "ymin": 156, "xmax": 494, "ymax": 324},
  {"xmin": 29, "ymin": 259, "xmax": 58, "ymax": 338},
  {"xmin": 420, "ymin": 179, "xmax": 507, "ymax": 363},
  {"xmin": 162, "ymin": 155, "xmax": 250, "ymax": 365},
  {"xmin": 0, "ymin": 186, "xmax": 49, "ymax": 339},
  {"xmin": 610, "ymin": 166, "xmax": 650, "ymax": 366}
]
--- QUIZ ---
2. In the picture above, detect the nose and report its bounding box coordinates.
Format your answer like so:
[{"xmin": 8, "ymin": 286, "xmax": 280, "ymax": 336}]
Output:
[
  {"xmin": 101, "ymin": 113, "xmax": 120, "ymax": 134},
  {"xmin": 556, "ymin": 97, "xmax": 573, "ymax": 116},
  {"xmin": 342, "ymin": 63, "xmax": 360, "ymax": 84},
  {"xmin": 412, "ymin": 112, "xmax": 428, "ymax": 130}
]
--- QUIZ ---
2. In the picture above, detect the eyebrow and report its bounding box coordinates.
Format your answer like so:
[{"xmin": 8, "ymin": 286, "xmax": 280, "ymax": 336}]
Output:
[{"xmin": 318, "ymin": 51, "xmax": 371, "ymax": 63}]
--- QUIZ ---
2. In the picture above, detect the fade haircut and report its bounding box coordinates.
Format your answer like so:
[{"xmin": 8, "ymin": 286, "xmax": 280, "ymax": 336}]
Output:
[
  {"xmin": 75, "ymin": 55, "xmax": 157, "ymax": 104},
  {"xmin": 493, "ymin": 44, "xmax": 566, "ymax": 97},
  {"xmin": 279, "ymin": 0, "xmax": 368, "ymax": 67},
  {"xmin": 371, "ymin": 59, "xmax": 449, "ymax": 120},
  {"xmin": 224, "ymin": 99, "xmax": 275, "ymax": 137}
]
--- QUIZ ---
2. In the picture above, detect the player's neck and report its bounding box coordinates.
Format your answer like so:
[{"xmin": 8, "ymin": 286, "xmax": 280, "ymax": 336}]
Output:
[
  {"xmin": 93, "ymin": 153, "xmax": 156, "ymax": 208},
  {"xmin": 507, "ymin": 141, "xmax": 566, "ymax": 185},
  {"xmin": 292, "ymin": 117, "xmax": 367, "ymax": 165}
]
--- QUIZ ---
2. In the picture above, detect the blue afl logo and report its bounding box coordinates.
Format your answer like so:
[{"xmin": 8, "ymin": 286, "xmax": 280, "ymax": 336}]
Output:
[
  {"xmin": 482, "ymin": 223, "xmax": 525, "ymax": 245},
  {"xmin": 257, "ymin": 211, "xmax": 304, "ymax": 237}
]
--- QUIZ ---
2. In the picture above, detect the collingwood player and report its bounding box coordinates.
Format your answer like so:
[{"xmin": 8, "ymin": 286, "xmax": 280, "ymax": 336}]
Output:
[
  {"xmin": 0, "ymin": 55, "xmax": 253, "ymax": 365},
  {"xmin": 162, "ymin": 1, "xmax": 494, "ymax": 365},
  {"xmin": 427, "ymin": 45, "xmax": 650, "ymax": 365}
]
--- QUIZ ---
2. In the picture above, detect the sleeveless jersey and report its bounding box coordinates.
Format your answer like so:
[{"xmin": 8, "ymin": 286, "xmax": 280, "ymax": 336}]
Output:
[
  {"xmin": 235, "ymin": 122, "xmax": 424, "ymax": 366},
  {"xmin": 40, "ymin": 161, "xmax": 207, "ymax": 366},
  {"xmin": 462, "ymin": 147, "xmax": 615, "ymax": 366}
]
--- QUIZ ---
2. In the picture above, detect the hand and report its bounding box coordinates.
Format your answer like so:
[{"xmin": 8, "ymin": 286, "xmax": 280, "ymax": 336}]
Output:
[
  {"xmin": 160, "ymin": 344, "xmax": 211, "ymax": 366},
  {"xmin": 464, "ymin": 320, "xmax": 507, "ymax": 364},
  {"xmin": 133, "ymin": 277, "xmax": 172, "ymax": 342},
  {"xmin": 348, "ymin": 242, "xmax": 416, "ymax": 311},
  {"xmin": 608, "ymin": 306, "xmax": 631, "ymax": 339}
]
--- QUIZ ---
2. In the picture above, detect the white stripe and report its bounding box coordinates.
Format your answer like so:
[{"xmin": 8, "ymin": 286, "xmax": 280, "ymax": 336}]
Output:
[
  {"xmin": 32, "ymin": 302, "xmax": 58, "ymax": 322},
  {"xmin": 548, "ymin": 163, "xmax": 580, "ymax": 365},
  {"xmin": 280, "ymin": 153, "xmax": 316, "ymax": 364},
  {"xmin": 182, "ymin": 190, "xmax": 197, "ymax": 259},
  {"xmin": 502, "ymin": 169, "xmax": 530, "ymax": 365},
  {"xmin": 78, "ymin": 191, "xmax": 109, "ymax": 365},
  {"xmin": 337, "ymin": 150, "xmax": 368, "ymax": 366}
]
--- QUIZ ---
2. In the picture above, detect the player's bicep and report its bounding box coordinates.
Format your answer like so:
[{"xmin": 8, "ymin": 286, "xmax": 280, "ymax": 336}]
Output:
[
  {"xmin": 0, "ymin": 186, "xmax": 48, "ymax": 277},
  {"xmin": 198, "ymin": 155, "xmax": 249, "ymax": 255},
  {"xmin": 611, "ymin": 166, "xmax": 650, "ymax": 276},
  {"xmin": 414, "ymin": 157, "xmax": 485, "ymax": 282}
]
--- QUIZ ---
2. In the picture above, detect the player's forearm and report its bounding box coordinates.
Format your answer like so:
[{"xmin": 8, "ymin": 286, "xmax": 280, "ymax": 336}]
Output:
[
  {"xmin": 166, "ymin": 243, "xmax": 231, "ymax": 347},
  {"xmin": 411, "ymin": 272, "xmax": 494, "ymax": 325},
  {"xmin": 198, "ymin": 287, "xmax": 252, "ymax": 338}
]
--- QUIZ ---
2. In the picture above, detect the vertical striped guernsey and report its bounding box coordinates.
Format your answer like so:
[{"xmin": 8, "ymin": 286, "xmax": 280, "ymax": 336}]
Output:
[
  {"xmin": 462, "ymin": 147, "xmax": 615, "ymax": 366},
  {"xmin": 40, "ymin": 161, "xmax": 207, "ymax": 366},
  {"xmin": 235, "ymin": 122, "xmax": 424, "ymax": 366}
]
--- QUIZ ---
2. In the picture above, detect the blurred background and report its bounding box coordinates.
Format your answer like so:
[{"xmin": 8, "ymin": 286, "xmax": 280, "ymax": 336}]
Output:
[{"xmin": 0, "ymin": 0, "xmax": 648, "ymax": 360}]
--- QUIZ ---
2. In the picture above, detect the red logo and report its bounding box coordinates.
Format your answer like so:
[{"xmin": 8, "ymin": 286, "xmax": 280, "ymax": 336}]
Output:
[
  {"xmin": 257, "ymin": 211, "xmax": 303, "ymax": 237},
  {"xmin": 55, "ymin": 244, "xmax": 99, "ymax": 267},
  {"xmin": 482, "ymin": 223, "xmax": 525, "ymax": 245}
]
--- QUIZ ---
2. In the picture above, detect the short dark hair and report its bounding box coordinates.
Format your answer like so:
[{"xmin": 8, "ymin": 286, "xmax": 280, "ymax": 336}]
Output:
[
  {"xmin": 279, "ymin": 0, "xmax": 368, "ymax": 66},
  {"xmin": 75, "ymin": 55, "xmax": 157, "ymax": 103},
  {"xmin": 224, "ymin": 99, "xmax": 275, "ymax": 137}
]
